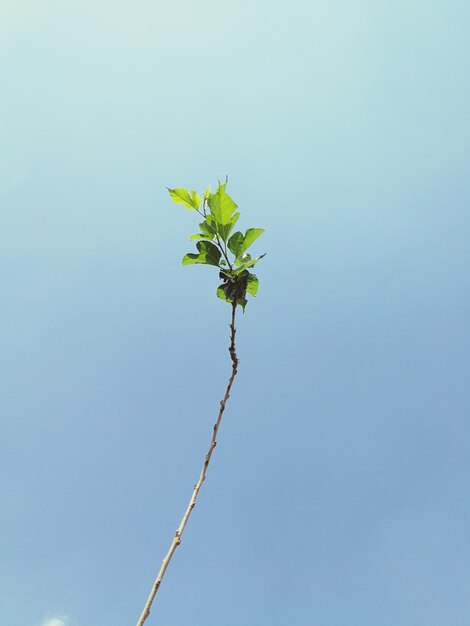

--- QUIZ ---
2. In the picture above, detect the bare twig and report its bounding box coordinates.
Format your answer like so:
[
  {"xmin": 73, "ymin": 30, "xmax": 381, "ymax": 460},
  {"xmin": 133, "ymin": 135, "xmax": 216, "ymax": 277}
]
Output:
[{"xmin": 136, "ymin": 302, "xmax": 239, "ymax": 626}]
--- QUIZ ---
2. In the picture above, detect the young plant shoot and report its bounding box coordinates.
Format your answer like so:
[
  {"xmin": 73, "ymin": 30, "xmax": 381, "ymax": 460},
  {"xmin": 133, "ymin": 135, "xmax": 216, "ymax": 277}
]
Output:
[{"xmin": 135, "ymin": 182, "xmax": 265, "ymax": 626}]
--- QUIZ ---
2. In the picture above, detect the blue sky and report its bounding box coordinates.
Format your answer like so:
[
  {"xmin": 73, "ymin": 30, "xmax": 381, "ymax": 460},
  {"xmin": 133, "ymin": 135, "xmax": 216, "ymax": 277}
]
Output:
[{"xmin": 1, "ymin": 1, "xmax": 470, "ymax": 625}]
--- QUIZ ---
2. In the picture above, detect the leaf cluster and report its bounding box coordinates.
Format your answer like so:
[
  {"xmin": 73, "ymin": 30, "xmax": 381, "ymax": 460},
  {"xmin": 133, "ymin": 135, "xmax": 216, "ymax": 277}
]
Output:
[{"xmin": 167, "ymin": 182, "xmax": 265, "ymax": 311}]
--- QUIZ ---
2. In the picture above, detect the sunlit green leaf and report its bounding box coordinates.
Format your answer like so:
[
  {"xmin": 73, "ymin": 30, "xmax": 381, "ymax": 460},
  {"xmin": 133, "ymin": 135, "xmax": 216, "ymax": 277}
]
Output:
[
  {"xmin": 241, "ymin": 228, "xmax": 264, "ymax": 253},
  {"xmin": 228, "ymin": 227, "xmax": 264, "ymax": 259},
  {"xmin": 231, "ymin": 212, "xmax": 240, "ymax": 229},
  {"xmin": 207, "ymin": 183, "xmax": 238, "ymax": 225},
  {"xmin": 191, "ymin": 190, "xmax": 202, "ymax": 208},
  {"xmin": 217, "ymin": 212, "xmax": 241, "ymax": 242},
  {"xmin": 167, "ymin": 187, "xmax": 201, "ymax": 210}
]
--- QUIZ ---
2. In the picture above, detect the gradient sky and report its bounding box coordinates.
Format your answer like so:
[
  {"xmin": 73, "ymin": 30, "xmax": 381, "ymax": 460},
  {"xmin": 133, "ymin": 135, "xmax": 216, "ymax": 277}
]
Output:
[{"xmin": 1, "ymin": 2, "xmax": 470, "ymax": 625}]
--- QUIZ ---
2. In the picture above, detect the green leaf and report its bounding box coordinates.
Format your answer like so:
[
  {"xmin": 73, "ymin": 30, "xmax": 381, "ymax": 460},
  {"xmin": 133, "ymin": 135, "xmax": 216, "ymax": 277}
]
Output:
[
  {"xmin": 207, "ymin": 183, "xmax": 238, "ymax": 225},
  {"xmin": 167, "ymin": 187, "xmax": 201, "ymax": 210},
  {"xmin": 219, "ymin": 269, "xmax": 232, "ymax": 281},
  {"xmin": 216, "ymin": 283, "xmax": 231, "ymax": 301},
  {"xmin": 205, "ymin": 215, "xmax": 219, "ymax": 233},
  {"xmin": 199, "ymin": 218, "xmax": 216, "ymax": 237},
  {"xmin": 216, "ymin": 283, "xmax": 247, "ymax": 311},
  {"xmin": 228, "ymin": 227, "xmax": 264, "ymax": 258},
  {"xmin": 191, "ymin": 190, "xmax": 202, "ymax": 208},
  {"xmin": 189, "ymin": 233, "xmax": 213, "ymax": 241},
  {"xmin": 235, "ymin": 253, "xmax": 251, "ymax": 267},
  {"xmin": 234, "ymin": 253, "xmax": 266, "ymax": 273},
  {"xmin": 231, "ymin": 212, "xmax": 240, "ymax": 229},
  {"xmin": 182, "ymin": 241, "xmax": 221, "ymax": 267},
  {"xmin": 237, "ymin": 297, "xmax": 248, "ymax": 312},
  {"xmin": 227, "ymin": 231, "xmax": 244, "ymax": 257},
  {"xmin": 246, "ymin": 273, "xmax": 259, "ymax": 296},
  {"xmin": 217, "ymin": 212, "xmax": 241, "ymax": 242},
  {"xmin": 242, "ymin": 228, "xmax": 265, "ymax": 253}
]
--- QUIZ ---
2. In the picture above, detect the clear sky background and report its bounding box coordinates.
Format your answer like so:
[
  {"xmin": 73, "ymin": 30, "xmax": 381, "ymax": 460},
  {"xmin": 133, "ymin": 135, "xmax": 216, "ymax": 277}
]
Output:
[{"xmin": 1, "ymin": 2, "xmax": 470, "ymax": 626}]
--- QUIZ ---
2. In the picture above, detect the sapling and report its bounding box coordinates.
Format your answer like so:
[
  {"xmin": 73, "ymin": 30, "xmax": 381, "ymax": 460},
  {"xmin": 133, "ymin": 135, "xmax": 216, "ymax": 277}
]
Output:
[{"xmin": 135, "ymin": 181, "xmax": 265, "ymax": 626}]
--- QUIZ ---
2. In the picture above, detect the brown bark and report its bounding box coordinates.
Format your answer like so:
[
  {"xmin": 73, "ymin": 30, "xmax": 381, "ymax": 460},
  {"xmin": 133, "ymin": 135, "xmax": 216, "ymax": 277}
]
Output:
[{"xmin": 136, "ymin": 302, "xmax": 239, "ymax": 626}]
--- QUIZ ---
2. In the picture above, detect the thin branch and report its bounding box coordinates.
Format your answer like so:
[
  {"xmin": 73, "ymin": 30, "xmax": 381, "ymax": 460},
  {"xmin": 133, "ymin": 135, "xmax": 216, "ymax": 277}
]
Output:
[{"xmin": 135, "ymin": 302, "xmax": 239, "ymax": 626}]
